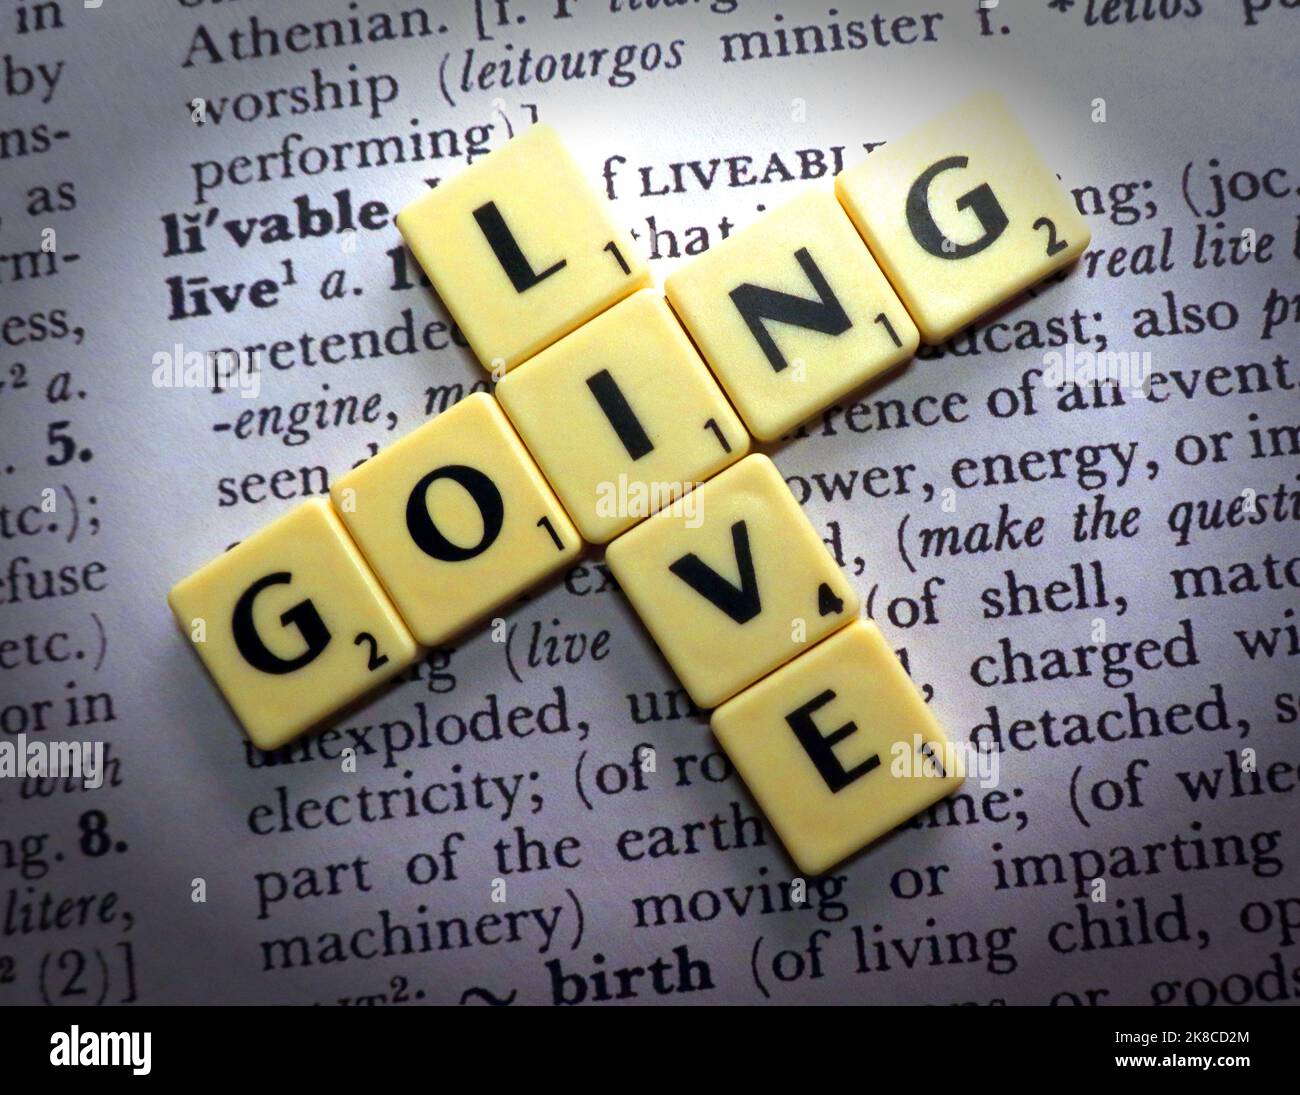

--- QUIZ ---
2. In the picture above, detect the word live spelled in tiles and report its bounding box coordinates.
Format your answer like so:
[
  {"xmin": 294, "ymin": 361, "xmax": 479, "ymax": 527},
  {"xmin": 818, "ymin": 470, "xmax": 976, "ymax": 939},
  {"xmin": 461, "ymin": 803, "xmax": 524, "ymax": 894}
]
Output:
[{"xmin": 171, "ymin": 90, "xmax": 1087, "ymax": 872}]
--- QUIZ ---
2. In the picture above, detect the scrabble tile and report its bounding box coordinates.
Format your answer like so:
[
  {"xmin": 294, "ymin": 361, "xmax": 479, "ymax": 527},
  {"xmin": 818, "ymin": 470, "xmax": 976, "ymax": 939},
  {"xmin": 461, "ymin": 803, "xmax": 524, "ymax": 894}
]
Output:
[
  {"xmin": 331, "ymin": 393, "xmax": 583, "ymax": 647},
  {"xmin": 664, "ymin": 190, "xmax": 917, "ymax": 442},
  {"xmin": 712, "ymin": 620, "xmax": 964, "ymax": 875},
  {"xmin": 396, "ymin": 123, "xmax": 650, "ymax": 374},
  {"xmin": 168, "ymin": 499, "xmax": 419, "ymax": 751},
  {"xmin": 605, "ymin": 454, "xmax": 856, "ymax": 708},
  {"xmin": 835, "ymin": 91, "xmax": 1091, "ymax": 344},
  {"xmin": 496, "ymin": 289, "xmax": 750, "ymax": 543}
]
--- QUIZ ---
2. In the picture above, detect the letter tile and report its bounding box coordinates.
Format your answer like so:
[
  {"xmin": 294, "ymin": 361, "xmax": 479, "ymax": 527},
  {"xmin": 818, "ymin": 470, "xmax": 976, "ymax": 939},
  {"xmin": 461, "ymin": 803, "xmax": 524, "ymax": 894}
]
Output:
[
  {"xmin": 496, "ymin": 289, "xmax": 750, "ymax": 543},
  {"xmin": 711, "ymin": 620, "xmax": 965, "ymax": 875},
  {"xmin": 604, "ymin": 454, "xmax": 857, "ymax": 708},
  {"xmin": 664, "ymin": 190, "xmax": 918, "ymax": 441},
  {"xmin": 168, "ymin": 499, "xmax": 419, "ymax": 751},
  {"xmin": 835, "ymin": 91, "xmax": 1091, "ymax": 344},
  {"xmin": 331, "ymin": 393, "xmax": 583, "ymax": 647},
  {"xmin": 396, "ymin": 124, "xmax": 650, "ymax": 373}
]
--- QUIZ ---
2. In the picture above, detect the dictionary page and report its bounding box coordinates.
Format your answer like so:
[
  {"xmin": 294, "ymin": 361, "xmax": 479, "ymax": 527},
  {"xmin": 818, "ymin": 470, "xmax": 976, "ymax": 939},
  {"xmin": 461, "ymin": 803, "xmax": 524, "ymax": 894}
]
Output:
[{"xmin": 2, "ymin": 0, "xmax": 1297, "ymax": 1006}]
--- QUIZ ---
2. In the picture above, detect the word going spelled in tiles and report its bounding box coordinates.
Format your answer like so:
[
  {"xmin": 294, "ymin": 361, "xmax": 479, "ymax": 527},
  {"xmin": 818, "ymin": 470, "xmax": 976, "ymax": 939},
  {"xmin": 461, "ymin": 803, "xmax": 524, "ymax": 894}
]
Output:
[
  {"xmin": 837, "ymin": 90, "xmax": 1091, "ymax": 344},
  {"xmin": 173, "ymin": 91, "xmax": 1088, "ymax": 871},
  {"xmin": 396, "ymin": 123, "xmax": 650, "ymax": 373},
  {"xmin": 712, "ymin": 621, "xmax": 965, "ymax": 875},
  {"xmin": 605, "ymin": 455, "xmax": 858, "ymax": 709},
  {"xmin": 497, "ymin": 289, "xmax": 749, "ymax": 543},
  {"xmin": 168, "ymin": 499, "xmax": 419, "ymax": 751},
  {"xmin": 331, "ymin": 393, "xmax": 582, "ymax": 647},
  {"xmin": 665, "ymin": 190, "xmax": 918, "ymax": 442}
]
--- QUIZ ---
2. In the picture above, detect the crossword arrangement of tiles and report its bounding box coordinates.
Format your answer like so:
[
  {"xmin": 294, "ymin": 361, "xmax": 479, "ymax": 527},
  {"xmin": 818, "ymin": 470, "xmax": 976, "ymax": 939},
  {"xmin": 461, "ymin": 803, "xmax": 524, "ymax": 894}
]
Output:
[{"xmin": 170, "ymin": 91, "xmax": 1090, "ymax": 874}]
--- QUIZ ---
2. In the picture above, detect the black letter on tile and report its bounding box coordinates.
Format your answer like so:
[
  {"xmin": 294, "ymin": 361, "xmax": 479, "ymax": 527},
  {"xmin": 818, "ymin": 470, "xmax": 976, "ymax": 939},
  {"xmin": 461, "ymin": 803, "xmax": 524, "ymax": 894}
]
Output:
[
  {"xmin": 587, "ymin": 369, "xmax": 654, "ymax": 460},
  {"xmin": 786, "ymin": 690, "xmax": 880, "ymax": 793},
  {"xmin": 906, "ymin": 156, "xmax": 1008, "ymax": 260},
  {"xmin": 668, "ymin": 521, "xmax": 761, "ymax": 623},
  {"xmin": 232, "ymin": 572, "xmax": 331, "ymax": 674},
  {"xmin": 729, "ymin": 248, "xmax": 851, "ymax": 373},
  {"xmin": 473, "ymin": 201, "xmax": 566, "ymax": 292},
  {"xmin": 407, "ymin": 465, "xmax": 505, "ymax": 562}
]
